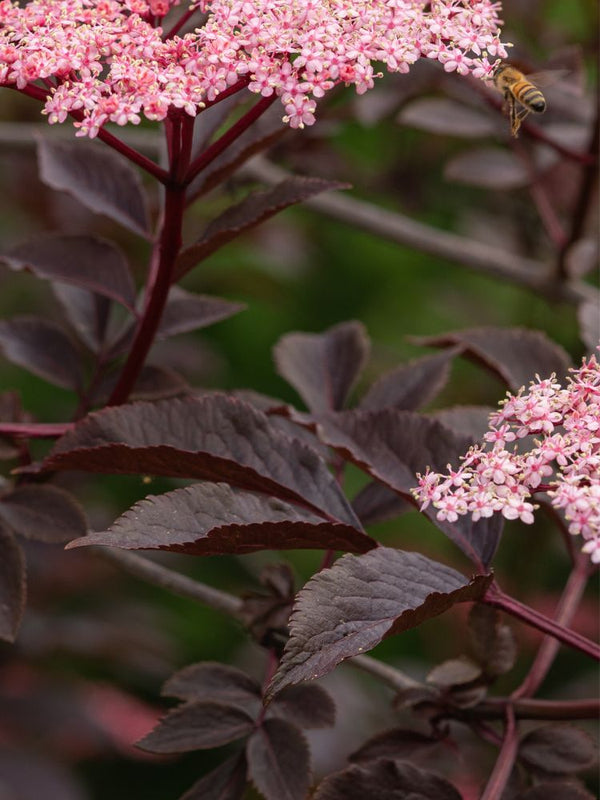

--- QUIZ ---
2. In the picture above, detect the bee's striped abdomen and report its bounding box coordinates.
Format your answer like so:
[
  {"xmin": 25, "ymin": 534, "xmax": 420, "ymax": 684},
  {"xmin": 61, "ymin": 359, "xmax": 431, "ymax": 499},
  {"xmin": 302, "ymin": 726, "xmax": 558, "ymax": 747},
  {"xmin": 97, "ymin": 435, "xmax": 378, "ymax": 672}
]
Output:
[{"xmin": 512, "ymin": 80, "xmax": 546, "ymax": 113}]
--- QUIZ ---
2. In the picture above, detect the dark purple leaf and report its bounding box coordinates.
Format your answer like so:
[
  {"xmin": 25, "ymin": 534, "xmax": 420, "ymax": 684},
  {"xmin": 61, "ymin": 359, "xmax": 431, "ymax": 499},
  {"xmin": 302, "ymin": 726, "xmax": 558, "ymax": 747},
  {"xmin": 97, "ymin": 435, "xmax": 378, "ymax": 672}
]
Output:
[
  {"xmin": 37, "ymin": 137, "xmax": 150, "ymax": 237},
  {"xmin": 239, "ymin": 563, "xmax": 295, "ymax": 649},
  {"xmin": 247, "ymin": 718, "xmax": 311, "ymax": 800},
  {"xmin": 162, "ymin": 662, "xmax": 261, "ymax": 704},
  {"xmin": 0, "ymin": 316, "xmax": 83, "ymax": 391},
  {"xmin": 359, "ymin": 350, "xmax": 458, "ymax": 412},
  {"xmin": 273, "ymin": 322, "xmax": 370, "ymax": 413},
  {"xmin": 3, "ymin": 235, "xmax": 136, "ymax": 310},
  {"xmin": 518, "ymin": 782, "xmax": 596, "ymax": 800},
  {"xmin": 303, "ymin": 407, "xmax": 503, "ymax": 566},
  {"xmin": 398, "ymin": 98, "xmax": 496, "ymax": 138},
  {"xmin": 0, "ymin": 484, "xmax": 88, "ymax": 544},
  {"xmin": 0, "ymin": 523, "xmax": 26, "ymax": 642},
  {"xmin": 158, "ymin": 288, "xmax": 246, "ymax": 339},
  {"xmin": 267, "ymin": 548, "xmax": 491, "ymax": 696},
  {"xmin": 519, "ymin": 725, "xmax": 598, "ymax": 775},
  {"xmin": 350, "ymin": 729, "xmax": 439, "ymax": 763},
  {"xmin": 444, "ymin": 148, "xmax": 530, "ymax": 190},
  {"xmin": 53, "ymin": 284, "xmax": 113, "ymax": 353},
  {"xmin": 269, "ymin": 684, "xmax": 336, "ymax": 729},
  {"xmin": 176, "ymin": 176, "xmax": 348, "ymax": 278},
  {"xmin": 313, "ymin": 759, "xmax": 462, "ymax": 800},
  {"xmin": 352, "ymin": 482, "xmax": 411, "ymax": 526},
  {"xmin": 188, "ymin": 103, "xmax": 286, "ymax": 200},
  {"xmin": 91, "ymin": 364, "xmax": 189, "ymax": 404},
  {"xmin": 40, "ymin": 395, "xmax": 362, "ymax": 530},
  {"xmin": 415, "ymin": 328, "xmax": 571, "ymax": 391},
  {"xmin": 577, "ymin": 301, "xmax": 599, "ymax": 353},
  {"xmin": 180, "ymin": 753, "xmax": 248, "ymax": 800},
  {"xmin": 431, "ymin": 406, "xmax": 493, "ymax": 441},
  {"xmin": 137, "ymin": 701, "xmax": 256, "ymax": 754},
  {"xmin": 467, "ymin": 604, "xmax": 517, "ymax": 677},
  {"xmin": 67, "ymin": 482, "xmax": 374, "ymax": 555},
  {"xmin": 426, "ymin": 657, "xmax": 482, "ymax": 687}
]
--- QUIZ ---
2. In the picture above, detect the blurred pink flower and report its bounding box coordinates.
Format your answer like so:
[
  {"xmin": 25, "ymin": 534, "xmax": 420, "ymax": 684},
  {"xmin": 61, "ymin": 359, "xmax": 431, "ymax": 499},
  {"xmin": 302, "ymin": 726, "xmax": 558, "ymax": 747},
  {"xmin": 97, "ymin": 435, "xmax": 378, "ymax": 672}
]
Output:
[
  {"xmin": 414, "ymin": 353, "xmax": 600, "ymax": 562},
  {"xmin": 0, "ymin": 0, "xmax": 507, "ymax": 136}
]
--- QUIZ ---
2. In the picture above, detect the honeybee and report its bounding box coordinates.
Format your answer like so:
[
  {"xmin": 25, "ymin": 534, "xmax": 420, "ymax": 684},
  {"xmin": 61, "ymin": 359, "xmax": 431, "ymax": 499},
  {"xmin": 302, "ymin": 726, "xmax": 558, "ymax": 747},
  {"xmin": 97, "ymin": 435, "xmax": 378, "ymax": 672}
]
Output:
[{"xmin": 493, "ymin": 63, "xmax": 546, "ymax": 137}]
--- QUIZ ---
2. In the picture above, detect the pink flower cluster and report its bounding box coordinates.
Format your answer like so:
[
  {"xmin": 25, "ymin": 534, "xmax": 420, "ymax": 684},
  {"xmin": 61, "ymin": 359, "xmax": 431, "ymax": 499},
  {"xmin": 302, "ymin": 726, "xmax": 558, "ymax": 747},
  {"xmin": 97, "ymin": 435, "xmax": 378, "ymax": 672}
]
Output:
[
  {"xmin": 414, "ymin": 354, "xmax": 600, "ymax": 563},
  {"xmin": 0, "ymin": 0, "xmax": 507, "ymax": 136}
]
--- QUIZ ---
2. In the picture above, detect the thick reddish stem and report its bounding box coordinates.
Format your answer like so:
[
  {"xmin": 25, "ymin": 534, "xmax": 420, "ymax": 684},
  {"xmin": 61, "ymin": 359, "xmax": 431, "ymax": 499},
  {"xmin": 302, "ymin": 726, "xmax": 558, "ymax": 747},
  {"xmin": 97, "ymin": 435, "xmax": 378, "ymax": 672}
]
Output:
[
  {"xmin": 484, "ymin": 584, "xmax": 600, "ymax": 661},
  {"xmin": 107, "ymin": 183, "xmax": 186, "ymax": 405}
]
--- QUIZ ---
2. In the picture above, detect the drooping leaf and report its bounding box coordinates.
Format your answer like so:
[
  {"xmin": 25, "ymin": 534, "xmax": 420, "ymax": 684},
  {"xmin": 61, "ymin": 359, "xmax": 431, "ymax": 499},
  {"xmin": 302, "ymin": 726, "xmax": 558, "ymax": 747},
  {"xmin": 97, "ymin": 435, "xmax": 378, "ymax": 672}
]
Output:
[
  {"xmin": 415, "ymin": 327, "xmax": 571, "ymax": 390},
  {"xmin": 37, "ymin": 137, "xmax": 150, "ymax": 236},
  {"xmin": 519, "ymin": 725, "xmax": 598, "ymax": 775},
  {"xmin": 351, "ymin": 481, "xmax": 411, "ymax": 526},
  {"xmin": 431, "ymin": 406, "xmax": 493, "ymax": 441},
  {"xmin": 137, "ymin": 701, "xmax": 256, "ymax": 754},
  {"xmin": 269, "ymin": 684, "xmax": 336, "ymax": 729},
  {"xmin": 273, "ymin": 322, "xmax": 370, "ymax": 413},
  {"xmin": 0, "ymin": 484, "xmax": 88, "ymax": 544},
  {"xmin": 162, "ymin": 662, "xmax": 261, "ymax": 704},
  {"xmin": 0, "ymin": 522, "xmax": 26, "ymax": 642},
  {"xmin": 398, "ymin": 97, "xmax": 496, "ymax": 138},
  {"xmin": 444, "ymin": 147, "xmax": 531, "ymax": 190},
  {"xmin": 3, "ymin": 235, "xmax": 136, "ymax": 310},
  {"xmin": 349, "ymin": 728, "xmax": 439, "ymax": 763},
  {"xmin": 39, "ymin": 396, "xmax": 362, "ymax": 530},
  {"xmin": 313, "ymin": 759, "xmax": 462, "ymax": 800},
  {"xmin": 180, "ymin": 752, "xmax": 248, "ymax": 800},
  {"xmin": 176, "ymin": 176, "xmax": 348, "ymax": 278},
  {"xmin": 359, "ymin": 349, "xmax": 458, "ymax": 412},
  {"xmin": 157, "ymin": 288, "xmax": 246, "ymax": 339},
  {"xmin": 53, "ymin": 284, "xmax": 113, "ymax": 353},
  {"xmin": 267, "ymin": 547, "xmax": 491, "ymax": 696},
  {"xmin": 302, "ymin": 407, "xmax": 502, "ymax": 565},
  {"xmin": 247, "ymin": 718, "xmax": 311, "ymax": 800},
  {"xmin": 0, "ymin": 316, "xmax": 83, "ymax": 391},
  {"xmin": 67, "ymin": 482, "xmax": 374, "ymax": 555},
  {"xmin": 577, "ymin": 301, "xmax": 599, "ymax": 353},
  {"xmin": 467, "ymin": 604, "xmax": 517, "ymax": 677},
  {"xmin": 517, "ymin": 782, "xmax": 596, "ymax": 800}
]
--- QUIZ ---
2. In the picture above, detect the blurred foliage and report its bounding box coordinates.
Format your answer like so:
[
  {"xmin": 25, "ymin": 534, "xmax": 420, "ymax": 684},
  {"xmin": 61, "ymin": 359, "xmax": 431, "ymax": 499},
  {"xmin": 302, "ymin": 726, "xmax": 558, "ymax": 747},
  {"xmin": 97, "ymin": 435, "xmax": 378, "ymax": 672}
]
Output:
[{"xmin": 0, "ymin": 0, "xmax": 597, "ymax": 798}]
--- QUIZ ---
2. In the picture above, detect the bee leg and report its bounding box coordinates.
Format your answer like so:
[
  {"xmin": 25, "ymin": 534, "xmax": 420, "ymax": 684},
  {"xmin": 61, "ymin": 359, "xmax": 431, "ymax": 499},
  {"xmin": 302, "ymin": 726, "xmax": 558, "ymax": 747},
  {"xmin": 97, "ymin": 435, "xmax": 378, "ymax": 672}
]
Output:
[{"xmin": 512, "ymin": 106, "xmax": 531, "ymax": 137}]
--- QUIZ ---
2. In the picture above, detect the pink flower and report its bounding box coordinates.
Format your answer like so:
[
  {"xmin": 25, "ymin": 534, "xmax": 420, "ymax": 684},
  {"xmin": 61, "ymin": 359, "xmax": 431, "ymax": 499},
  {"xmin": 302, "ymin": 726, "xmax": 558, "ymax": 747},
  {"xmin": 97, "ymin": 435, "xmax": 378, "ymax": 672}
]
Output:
[
  {"xmin": 0, "ymin": 0, "xmax": 507, "ymax": 137},
  {"xmin": 413, "ymin": 352, "xmax": 600, "ymax": 563}
]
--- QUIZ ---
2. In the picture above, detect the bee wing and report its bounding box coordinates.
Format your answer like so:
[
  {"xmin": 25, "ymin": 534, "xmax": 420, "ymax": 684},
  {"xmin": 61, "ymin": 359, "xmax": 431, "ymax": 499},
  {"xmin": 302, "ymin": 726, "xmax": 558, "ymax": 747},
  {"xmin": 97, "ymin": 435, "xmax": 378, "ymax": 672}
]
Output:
[{"xmin": 525, "ymin": 69, "xmax": 571, "ymax": 89}]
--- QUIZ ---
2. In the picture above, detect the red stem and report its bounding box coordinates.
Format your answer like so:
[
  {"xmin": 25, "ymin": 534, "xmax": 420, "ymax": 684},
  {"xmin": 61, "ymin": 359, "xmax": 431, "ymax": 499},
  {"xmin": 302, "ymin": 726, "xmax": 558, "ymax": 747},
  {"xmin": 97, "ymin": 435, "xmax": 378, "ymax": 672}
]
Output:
[
  {"xmin": 107, "ymin": 183, "xmax": 186, "ymax": 405},
  {"xmin": 512, "ymin": 557, "xmax": 590, "ymax": 699},
  {"xmin": 163, "ymin": 7, "xmax": 199, "ymax": 39},
  {"xmin": 483, "ymin": 584, "xmax": 600, "ymax": 661},
  {"xmin": 480, "ymin": 706, "xmax": 517, "ymax": 800},
  {"xmin": 0, "ymin": 422, "xmax": 72, "ymax": 438},
  {"xmin": 184, "ymin": 94, "xmax": 277, "ymax": 187}
]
